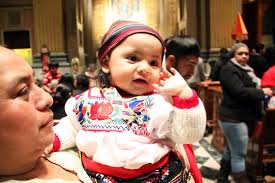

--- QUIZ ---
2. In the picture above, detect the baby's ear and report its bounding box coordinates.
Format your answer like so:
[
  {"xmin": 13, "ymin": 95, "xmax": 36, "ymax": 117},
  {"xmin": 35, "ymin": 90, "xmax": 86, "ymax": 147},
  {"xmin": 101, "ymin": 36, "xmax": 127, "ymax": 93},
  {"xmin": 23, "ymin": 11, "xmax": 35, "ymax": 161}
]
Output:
[{"xmin": 101, "ymin": 56, "xmax": 110, "ymax": 74}]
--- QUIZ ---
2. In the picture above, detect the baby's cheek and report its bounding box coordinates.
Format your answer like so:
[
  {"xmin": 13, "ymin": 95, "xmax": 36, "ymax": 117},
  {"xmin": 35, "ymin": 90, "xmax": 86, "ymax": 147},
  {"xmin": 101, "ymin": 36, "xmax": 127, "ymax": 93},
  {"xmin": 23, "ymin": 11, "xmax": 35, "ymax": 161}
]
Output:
[{"xmin": 155, "ymin": 71, "xmax": 163, "ymax": 82}]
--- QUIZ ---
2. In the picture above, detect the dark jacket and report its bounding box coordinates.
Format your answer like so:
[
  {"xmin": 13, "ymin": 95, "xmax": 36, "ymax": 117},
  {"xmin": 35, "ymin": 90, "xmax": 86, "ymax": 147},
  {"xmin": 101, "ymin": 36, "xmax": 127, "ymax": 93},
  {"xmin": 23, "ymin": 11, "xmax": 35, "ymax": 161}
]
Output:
[
  {"xmin": 210, "ymin": 59, "xmax": 227, "ymax": 81},
  {"xmin": 219, "ymin": 61, "xmax": 265, "ymax": 124},
  {"xmin": 248, "ymin": 54, "xmax": 269, "ymax": 78}
]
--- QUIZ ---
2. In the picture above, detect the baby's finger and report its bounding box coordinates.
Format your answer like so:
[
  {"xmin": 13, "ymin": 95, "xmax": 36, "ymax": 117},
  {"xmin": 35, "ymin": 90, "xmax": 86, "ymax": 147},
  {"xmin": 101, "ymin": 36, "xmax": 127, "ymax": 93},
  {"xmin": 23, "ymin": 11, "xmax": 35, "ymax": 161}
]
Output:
[
  {"xmin": 163, "ymin": 69, "xmax": 172, "ymax": 78},
  {"xmin": 159, "ymin": 72, "xmax": 165, "ymax": 81},
  {"xmin": 169, "ymin": 67, "xmax": 179, "ymax": 75},
  {"xmin": 152, "ymin": 84, "xmax": 166, "ymax": 93},
  {"xmin": 152, "ymin": 83, "xmax": 160, "ymax": 91},
  {"xmin": 159, "ymin": 80, "xmax": 165, "ymax": 86}
]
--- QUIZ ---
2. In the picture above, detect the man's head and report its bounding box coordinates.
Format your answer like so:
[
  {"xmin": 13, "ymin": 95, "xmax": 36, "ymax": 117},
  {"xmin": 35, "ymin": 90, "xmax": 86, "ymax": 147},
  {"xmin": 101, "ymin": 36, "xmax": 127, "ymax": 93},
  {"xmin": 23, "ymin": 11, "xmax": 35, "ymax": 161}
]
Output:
[{"xmin": 165, "ymin": 35, "xmax": 200, "ymax": 80}]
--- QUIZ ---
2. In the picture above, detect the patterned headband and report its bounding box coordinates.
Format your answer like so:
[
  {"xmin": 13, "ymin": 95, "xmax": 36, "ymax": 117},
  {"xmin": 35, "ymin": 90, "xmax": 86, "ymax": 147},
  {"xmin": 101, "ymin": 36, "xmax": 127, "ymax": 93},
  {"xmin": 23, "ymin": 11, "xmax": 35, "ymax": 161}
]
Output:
[{"xmin": 97, "ymin": 20, "xmax": 164, "ymax": 62}]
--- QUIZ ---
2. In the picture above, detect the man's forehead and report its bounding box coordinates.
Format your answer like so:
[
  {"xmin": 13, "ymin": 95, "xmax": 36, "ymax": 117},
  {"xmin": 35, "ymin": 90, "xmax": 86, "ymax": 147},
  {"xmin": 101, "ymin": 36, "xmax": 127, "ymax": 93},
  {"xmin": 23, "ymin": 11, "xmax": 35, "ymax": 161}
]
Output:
[{"xmin": 180, "ymin": 56, "xmax": 198, "ymax": 64}]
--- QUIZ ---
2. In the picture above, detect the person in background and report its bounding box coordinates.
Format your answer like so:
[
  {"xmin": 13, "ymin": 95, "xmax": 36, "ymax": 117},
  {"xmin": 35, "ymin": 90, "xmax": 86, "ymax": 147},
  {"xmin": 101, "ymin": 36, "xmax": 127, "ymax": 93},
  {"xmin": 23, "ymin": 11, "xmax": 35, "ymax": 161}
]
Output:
[
  {"xmin": 264, "ymin": 46, "xmax": 275, "ymax": 67},
  {"xmin": 71, "ymin": 57, "xmax": 80, "ymax": 79},
  {"xmin": 164, "ymin": 35, "xmax": 211, "ymax": 90},
  {"xmin": 40, "ymin": 44, "xmax": 51, "ymax": 74},
  {"xmin": 187, "ymin": 58, "xmax": 211, "ymax": 89},
  {"xmin": 261, "ymin": 65, "xmax": 275, "ymax": 108},
  {"xmin": 165, "ymin": 35, "xmax": 205, "ymax": 183},
  {"xmin": 248, "ymin": 43, "xmax": 269, "ymax": 78},
  {"xmin": 85, "ymin": 63, "xmax": 97, "ymax": 88},
  {"xmin": 73, "ymin": 74, "xmax": 90, "ymax": 96},
  {"xmin": 42, "ymin": 61, "xmax": 62, "ymax": 94},
  {"xmin": 210, "ymin": 48, "xmax": 229, "ymax": 81},
  {"xmin": 165, "ymin": 35, "xmax": 200, "ymax": 81},
  {"xmin": 217, "ymin": 43, "xmax": 272, "ymax": 183},
  {"xmin": 0, "ymin": 46, "xmax": 91, "ymax": 182},
  {"xmin": 47, "ymin": 20, "xmax": 206, "ymax": 182},
  {"xmin": 51, "ymin": 73, "xmax": 74, "ymax": 119},
  {"xmin": 261, "ymin": 65, "xmax": 275, "ymax": 88}
]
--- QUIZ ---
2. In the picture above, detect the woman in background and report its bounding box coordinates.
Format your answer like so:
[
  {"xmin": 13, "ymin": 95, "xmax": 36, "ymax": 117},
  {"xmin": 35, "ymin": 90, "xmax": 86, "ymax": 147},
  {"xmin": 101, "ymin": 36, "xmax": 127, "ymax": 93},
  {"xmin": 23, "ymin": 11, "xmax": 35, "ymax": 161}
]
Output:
[{"xmin": 217, "ymin": 43, "xmax": 272, "ymax": 183}]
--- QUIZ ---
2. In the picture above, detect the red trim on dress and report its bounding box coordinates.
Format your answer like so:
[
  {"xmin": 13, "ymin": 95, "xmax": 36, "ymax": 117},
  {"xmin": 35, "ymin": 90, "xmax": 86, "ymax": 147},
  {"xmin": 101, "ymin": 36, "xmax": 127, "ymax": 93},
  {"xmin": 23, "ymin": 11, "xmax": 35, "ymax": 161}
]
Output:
[
  {"xmin": 81, "ymin": 152, "xmax": 170, "ymax": 179},
  {"xmin": 52, "ymin": 134, "xmax": 61, "ymax": 152},
  {"xmin": 172, "ymin": 90, "xmax": 199, "ymax": 109},
  {"xmin": 183, "ymin": 144, "xmax": 203, "ymax": 183}
]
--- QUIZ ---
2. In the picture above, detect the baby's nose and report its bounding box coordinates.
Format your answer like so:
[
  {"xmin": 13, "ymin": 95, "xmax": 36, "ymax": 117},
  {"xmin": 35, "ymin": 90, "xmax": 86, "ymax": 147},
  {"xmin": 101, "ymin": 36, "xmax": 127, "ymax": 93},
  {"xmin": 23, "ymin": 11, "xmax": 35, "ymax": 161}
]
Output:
[{"xmin": 137, "ymin": 62, "xmax": 150, "ymax": 76}]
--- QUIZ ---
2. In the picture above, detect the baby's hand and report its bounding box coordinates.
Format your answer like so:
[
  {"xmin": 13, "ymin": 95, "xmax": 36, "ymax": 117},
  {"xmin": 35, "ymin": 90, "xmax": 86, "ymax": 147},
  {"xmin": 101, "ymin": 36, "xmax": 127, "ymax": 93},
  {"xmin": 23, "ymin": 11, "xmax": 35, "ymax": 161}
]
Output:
[
  {"xmin": 43, "ymin": 144, "xmax": 53, "ymax": 157},
  {"xmin": 153, "ymin": 67, "xmax": 193, "ymax": 98}
]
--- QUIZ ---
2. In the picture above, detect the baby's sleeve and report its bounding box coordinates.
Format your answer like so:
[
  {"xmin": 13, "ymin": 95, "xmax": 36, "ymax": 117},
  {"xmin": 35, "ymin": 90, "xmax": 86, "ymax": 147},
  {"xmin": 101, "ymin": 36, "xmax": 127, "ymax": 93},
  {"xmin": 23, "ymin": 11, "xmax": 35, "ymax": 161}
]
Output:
[
  {"xmin": 52, "ymin": 97, "xmax": 79, "ymax": 151},
  {"xmin": 147, "ymin": 91, "xmax": 206, "ymax": 144},
  {"xmin": 168, "ymin": 90, "xmax": 206, "ymax": 144}
]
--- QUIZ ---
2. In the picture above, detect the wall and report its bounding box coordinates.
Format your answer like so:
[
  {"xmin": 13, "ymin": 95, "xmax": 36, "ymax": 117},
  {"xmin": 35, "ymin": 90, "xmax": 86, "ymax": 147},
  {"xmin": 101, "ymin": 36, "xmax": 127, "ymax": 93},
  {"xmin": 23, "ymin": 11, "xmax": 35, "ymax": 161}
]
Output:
[
  {"xmin": 33, "ymin": 0, "xmax": 64, "ymax": 54},
  {"xmin": 0, "ymin": 7, "xmax": 34, "ymax": 48},
  {"xmin": 159, "ymin": 0, "xmax": 178, "ymax": 39},
  {"xmin": 209, "ymin": 0, "xmax": 242, "ymax": 50}
]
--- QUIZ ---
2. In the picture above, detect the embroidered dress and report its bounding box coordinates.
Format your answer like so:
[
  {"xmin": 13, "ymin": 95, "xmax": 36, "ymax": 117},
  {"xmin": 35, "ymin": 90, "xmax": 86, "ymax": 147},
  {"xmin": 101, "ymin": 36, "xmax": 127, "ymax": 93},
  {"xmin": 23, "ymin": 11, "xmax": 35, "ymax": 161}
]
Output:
[{"xmin": 53, "ymin": 87, "xmax": 206, "ymax": 182}]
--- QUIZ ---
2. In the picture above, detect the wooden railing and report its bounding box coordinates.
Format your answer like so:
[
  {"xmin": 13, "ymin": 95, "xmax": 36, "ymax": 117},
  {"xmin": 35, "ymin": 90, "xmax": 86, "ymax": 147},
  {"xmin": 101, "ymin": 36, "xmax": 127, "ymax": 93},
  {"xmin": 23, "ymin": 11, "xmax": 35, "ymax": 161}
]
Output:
[{"xmin": 196, "ymin": 81, "xmax": 225, "ymax": 153}]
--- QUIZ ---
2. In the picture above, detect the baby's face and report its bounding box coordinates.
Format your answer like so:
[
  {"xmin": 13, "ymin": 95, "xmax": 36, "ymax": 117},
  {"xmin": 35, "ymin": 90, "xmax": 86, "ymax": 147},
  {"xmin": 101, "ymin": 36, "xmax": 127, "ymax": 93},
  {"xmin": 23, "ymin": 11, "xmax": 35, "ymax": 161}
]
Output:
[{"xmin": 103, "ymin": 33, "xmax": 163, "ymax": 96}]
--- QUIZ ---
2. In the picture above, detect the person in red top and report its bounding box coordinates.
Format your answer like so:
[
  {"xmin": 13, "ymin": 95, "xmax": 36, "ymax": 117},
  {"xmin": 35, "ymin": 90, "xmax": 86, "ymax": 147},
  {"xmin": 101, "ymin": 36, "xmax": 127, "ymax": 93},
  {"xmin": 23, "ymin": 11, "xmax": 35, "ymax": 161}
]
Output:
[
  {"xmin": 261, "ymin": 65, "xmax": 275, "ymax": 108},
  {"xmin": 42, "ymin": 61, "xmax": 61, "ymax": 94},
  {"xmin": 40, "ymin": 44, "xmax": 51, "ymax": 74},
  {"xmin": 261, "ymin": 65, "xmax": 275, "ymax": 87}
]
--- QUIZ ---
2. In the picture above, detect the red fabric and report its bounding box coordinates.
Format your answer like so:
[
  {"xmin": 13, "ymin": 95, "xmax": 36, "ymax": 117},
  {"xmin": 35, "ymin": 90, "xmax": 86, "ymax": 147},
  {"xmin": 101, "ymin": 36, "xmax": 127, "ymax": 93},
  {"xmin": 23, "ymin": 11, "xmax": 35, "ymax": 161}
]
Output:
[
  {"xmin": 251, "ymin": 121, "xmax": 264, "ymax": 139},
  {"xmin": 52, "ymin": 134, "xmax": 61, "ymax": 152},
  {"xmin": 183, "ymin": 144, "xmax": 203, "ymax": 183},
  {"xmin": 261, "ymin": 66, "xmax": 275, "ymax": 87},
  {"xmin": 81, "ymin": 152, "xmax": 170, "ymax": 179},
  {"xmin": 172, "ymin": 90, "xmax": 199, "ymax": 109},
  {"xmin": 98, "ymin": 20, "xmax": 164, "ymax": 62},
  {"xmin": 42, "ymin": 54, "xmax": 49, "ymax": 67}
]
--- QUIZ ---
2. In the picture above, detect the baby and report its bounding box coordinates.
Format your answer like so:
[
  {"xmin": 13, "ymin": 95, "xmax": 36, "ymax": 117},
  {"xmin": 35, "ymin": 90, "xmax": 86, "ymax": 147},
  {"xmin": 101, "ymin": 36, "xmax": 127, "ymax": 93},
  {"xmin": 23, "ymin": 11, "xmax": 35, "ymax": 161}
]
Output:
[{"xmin": 49, "ymin": 20, "xmax": 206, "ymax": 182}]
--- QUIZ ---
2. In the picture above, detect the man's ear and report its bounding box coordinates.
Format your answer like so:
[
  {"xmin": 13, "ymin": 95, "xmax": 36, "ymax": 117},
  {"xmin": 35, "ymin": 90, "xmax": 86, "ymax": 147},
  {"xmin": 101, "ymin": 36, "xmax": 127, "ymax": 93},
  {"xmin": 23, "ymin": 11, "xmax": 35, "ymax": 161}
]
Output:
[
  {"xmin": 101, "ymin": 56, "xmax": 110, "ymax": 74},
  {"xmin": 166, "ymin": 55, "xmax": 175, "ymax": 70}
]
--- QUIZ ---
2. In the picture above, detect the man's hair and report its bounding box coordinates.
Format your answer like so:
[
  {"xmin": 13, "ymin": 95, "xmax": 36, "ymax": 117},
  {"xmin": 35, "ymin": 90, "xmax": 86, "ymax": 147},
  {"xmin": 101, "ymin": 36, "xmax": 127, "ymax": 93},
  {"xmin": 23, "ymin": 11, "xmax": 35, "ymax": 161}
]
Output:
[{"xmin": 165, "ymin": 35, "xmax": 200, "ymax": 61}]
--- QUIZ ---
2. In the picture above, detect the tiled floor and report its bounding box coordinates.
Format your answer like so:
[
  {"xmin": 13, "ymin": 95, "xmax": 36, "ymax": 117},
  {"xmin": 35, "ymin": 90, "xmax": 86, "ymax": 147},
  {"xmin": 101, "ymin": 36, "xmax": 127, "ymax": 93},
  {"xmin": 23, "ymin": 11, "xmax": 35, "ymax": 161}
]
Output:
[
  {"xmin": 196, "ymin": 134, "xmax": 275, "ymax": 183},
  {"xmin": 193, "ymin": 135, "xmax": 234, "ymax": 183}
]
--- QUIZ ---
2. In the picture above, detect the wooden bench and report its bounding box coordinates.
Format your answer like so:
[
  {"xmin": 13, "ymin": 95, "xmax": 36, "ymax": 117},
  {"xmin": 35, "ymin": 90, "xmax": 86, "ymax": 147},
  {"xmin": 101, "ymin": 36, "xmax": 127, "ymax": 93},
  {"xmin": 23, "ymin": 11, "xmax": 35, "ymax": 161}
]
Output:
[{"xmin": 246, "ymin": 108, "xmax": 275, "ymax": 182}]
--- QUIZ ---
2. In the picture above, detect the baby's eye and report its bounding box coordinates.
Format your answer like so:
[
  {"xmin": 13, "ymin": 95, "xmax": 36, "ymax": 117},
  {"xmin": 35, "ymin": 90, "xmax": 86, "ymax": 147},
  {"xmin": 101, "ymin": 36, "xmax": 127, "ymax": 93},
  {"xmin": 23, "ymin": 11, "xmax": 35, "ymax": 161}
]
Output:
[
  {"xmin": 127, "ymin": 55, "xmax": 139, "ymax": 62},
  {"xmin": 150, "ymin": 60, "xmax": 159, "ymax": 67}
]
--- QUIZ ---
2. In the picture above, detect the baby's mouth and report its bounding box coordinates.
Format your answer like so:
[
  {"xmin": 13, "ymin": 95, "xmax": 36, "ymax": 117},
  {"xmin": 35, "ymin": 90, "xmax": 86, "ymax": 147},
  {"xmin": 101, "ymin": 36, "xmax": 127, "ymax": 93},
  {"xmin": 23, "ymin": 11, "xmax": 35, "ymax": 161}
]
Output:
[{"xmin": 133, "ymin": 79, "xmax": 148, "ymax": 85}]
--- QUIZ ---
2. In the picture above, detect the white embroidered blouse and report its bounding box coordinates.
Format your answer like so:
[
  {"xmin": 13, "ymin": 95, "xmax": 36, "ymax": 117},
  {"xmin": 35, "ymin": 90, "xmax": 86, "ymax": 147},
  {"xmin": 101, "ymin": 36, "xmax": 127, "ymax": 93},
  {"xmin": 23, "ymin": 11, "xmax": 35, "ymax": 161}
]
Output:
[{"xmin": 53, "ymin": 87, "xmax": 206, "ymax": 169}]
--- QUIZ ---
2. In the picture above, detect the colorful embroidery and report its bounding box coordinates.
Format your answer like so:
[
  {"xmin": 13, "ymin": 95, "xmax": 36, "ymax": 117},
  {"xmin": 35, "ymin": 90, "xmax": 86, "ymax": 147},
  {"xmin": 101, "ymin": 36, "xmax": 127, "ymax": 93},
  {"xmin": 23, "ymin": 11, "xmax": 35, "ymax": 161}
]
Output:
[
  {"xmin": 89, "ymin": 101, "xmax": 113, "ymax": 120},
  {"xmin": 73, "ymin": 87, "xmax": 155, "ymax": 136}
]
